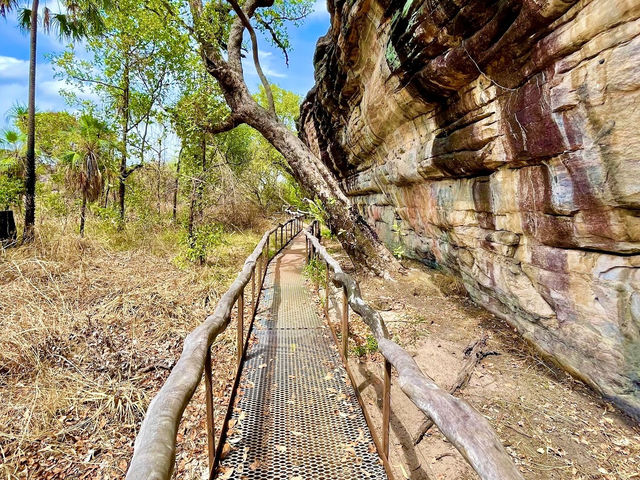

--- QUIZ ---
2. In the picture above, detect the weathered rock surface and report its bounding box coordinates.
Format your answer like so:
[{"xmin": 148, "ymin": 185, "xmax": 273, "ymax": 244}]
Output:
[{"xmin": 300, "ymin": 0, "xmax": 640, "ymax": 418}]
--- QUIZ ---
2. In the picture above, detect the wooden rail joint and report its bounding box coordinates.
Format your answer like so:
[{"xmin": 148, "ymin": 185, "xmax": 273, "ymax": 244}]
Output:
[{"xmin": 303, "ymin": 223, "xmax": 524, "ymax": 480}]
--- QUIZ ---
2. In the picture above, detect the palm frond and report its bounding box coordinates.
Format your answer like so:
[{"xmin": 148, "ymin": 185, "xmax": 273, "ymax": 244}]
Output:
[
  {"xmin": 17, "ymin": 7, "xmax": 30, "ymax": 31},
  {"xmin": 5, "ymin": 102, "xmax": 28, "ymax": 124},
  {"xmin": 42, "ymin": 6, "xmax": 51, "ymax": 33},
  {"xmin": 0, "ymin": 0, "xmax": 19, "ymax": 18},
  {"xmin": 51, "ymin": 12, "xmax": 70, "ymax": 37}
]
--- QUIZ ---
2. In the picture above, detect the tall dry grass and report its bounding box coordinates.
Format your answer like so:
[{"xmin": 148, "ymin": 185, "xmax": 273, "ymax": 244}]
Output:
[{"xmin": 0, "ymin": 213, "xmax": 264, "ymax": 479}]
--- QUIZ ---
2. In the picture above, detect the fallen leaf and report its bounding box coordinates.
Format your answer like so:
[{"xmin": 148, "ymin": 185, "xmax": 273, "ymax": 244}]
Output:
[
  {"xmin": 219, "ymin": 466, "xmax": 234, "ymax": 480},
  {"xmin": 276, "ymin": 445, "xmax": 287, "ymax": 453},
  {"xmin": 221, "ymin": 443, "xmax": 232, "ymax": 459}
]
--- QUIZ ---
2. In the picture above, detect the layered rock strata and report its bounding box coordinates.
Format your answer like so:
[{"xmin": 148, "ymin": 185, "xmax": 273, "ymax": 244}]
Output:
[{"xmin": 300, "ymin": 0, "xmax": 640, "ymax": 417}]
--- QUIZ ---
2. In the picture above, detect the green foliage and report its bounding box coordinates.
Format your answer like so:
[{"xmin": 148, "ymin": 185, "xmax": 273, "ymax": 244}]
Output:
[
  {"xmin": 306, "ymin": 197, "xmax": 328, "ymax": 223},
  {"xmin": 180, "ymin": 223, "xmax": 225, "ymax": 264},
  {"xmin": 393, "ymin": 244, "xmax": 406, "ymax": 259},
  {"xmin": 255, "ymin": 85, "xmax": 301, "ymax": 130},
  {"xmin": 60, "ymin": 114, "xmax": 115, "ymax": 201},
  {"xmin": 0, "ymin": 175, "xmax": 23, "ymax": 210},
  {"xmin": 2, "ymin": 0, "xmax": 110, "ymax": 39},
  {"xmin": 303, "ymin": 257, "xmax": 326, "ymax": 286},
  {"xmin": 40, "ymin": 190, "xmax": 70, "ymax": 217},
  {"xmin": 353, "ymin": 335, "xmax": 379, "ymax": 357}
]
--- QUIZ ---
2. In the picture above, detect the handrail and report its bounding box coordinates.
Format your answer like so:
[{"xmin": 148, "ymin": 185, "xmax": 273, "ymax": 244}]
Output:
[
  {"xmin": 304, "ymin": 221, "xmax": 524, "ymax": 480},
  {"xmin": 127, "ymin": 215, "xmax": 304, "ymax": 480}
]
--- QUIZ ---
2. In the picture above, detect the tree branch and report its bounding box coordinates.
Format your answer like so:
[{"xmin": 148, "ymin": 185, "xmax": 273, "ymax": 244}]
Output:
[
  {"xmin": 227, "ymin": 0, "xmax": 260, "ymax": 71},
  {"xmin": 226, "ymin": 0, "xmax": 276, "ymax": 116},
  {"xmin": 202, "ymin": 114, "xmax": 242, "ymax": 135},
  {"xmin": 123, "ymin": 163, "xmax": 144, "ymax": 179},
  {"xmin": 255, "ymin": 14, "xmax": 289, "ymax": 66}
]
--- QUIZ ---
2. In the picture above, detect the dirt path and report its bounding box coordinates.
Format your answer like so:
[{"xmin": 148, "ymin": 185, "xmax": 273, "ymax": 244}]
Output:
[{"xmin": 312, "ymin": 245, "xmax": 640, "ymax": 480}]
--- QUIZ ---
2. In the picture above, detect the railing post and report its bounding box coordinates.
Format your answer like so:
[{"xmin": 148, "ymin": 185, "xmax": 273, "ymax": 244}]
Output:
[
  {"xmin": 251, "ymin": 265, "xmax": 256, "ymax": 314},
  {"xmin": 237, "ymin": 288, "xmax": 244, "ymax": 366},
  {"xmin": 257, "ymin": 254, "xmax": 262, "ymax": 287},
  {"xmin": 204, "ymin": 347, "xmax": 215, "ymax": 475},
  {"xmin": 383, "ymin": 360, "xmax": 392, "ymax": 460},
  {"xmin": 342, "ymin": 286, "xmax": 348, "ymax": 359},
  {"xmin": 324, "ymin": 261, "xmax": 329, "ymax": 319},
  {"xmin": 305, "ymin": 236, "xmax": 308, "ymax": 260}
]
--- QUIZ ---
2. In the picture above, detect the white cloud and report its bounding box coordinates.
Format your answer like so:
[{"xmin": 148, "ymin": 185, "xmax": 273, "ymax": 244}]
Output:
[
  {"xmin": 0, "ymin": 56, "xmax": 29, "ymax": 80},
  {"xmin": 242, "ymin": 50, "xmax": 287, "ymax": 80},
  {"xmin": 0, "ymin": 59, "xmax": 85, "ymax": 128}
]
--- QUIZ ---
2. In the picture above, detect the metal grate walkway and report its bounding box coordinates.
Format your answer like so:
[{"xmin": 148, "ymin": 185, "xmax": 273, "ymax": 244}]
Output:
[{"xmin": 217, "ymin": 235, "xmax": 388, "ymax": 479}]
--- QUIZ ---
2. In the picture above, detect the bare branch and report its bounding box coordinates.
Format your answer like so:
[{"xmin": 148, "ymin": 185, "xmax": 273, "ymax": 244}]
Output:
[
  {"xmin": 226, "ymin": 0, "xmax": 276, "ymax": 116},
  {"xmin": 255, "ymin": 14, "xmax": 289, "ymax": 66},
  {"xmin": 66, "ymin": 73, "xmax": 124, "ymax": 92}
]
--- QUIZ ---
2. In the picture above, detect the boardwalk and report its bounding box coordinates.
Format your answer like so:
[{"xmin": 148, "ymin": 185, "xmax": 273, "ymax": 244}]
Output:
[{"xmin": 217, "ymin": 235, "xmax": 388, "ymax": 480}]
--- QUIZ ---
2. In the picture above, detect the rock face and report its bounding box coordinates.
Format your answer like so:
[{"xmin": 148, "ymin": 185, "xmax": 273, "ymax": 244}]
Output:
[{"xmin": 300, "ymin": 0, "xmax": 640, "ymax": 418}]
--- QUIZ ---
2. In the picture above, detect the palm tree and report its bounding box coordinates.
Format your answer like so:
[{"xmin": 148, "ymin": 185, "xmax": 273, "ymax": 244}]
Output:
[
  {"xmin": 0, "ymin": 0, "xmax": 110, "ymax": 243},
  {"xmin": 61, "ymin": 114, "xmax": 112, "ymax": 236}
]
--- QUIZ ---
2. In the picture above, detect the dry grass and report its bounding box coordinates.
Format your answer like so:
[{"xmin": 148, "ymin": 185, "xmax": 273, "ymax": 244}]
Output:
[{"xmin": 0, "ymin": 215, "xmax": 264, "ymax": 479}]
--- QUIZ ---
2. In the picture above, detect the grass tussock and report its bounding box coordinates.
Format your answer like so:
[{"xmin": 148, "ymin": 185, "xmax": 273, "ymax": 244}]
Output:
[{"xmin": 0, "ymin": 213, "xmax": 264, "ymax": 479}]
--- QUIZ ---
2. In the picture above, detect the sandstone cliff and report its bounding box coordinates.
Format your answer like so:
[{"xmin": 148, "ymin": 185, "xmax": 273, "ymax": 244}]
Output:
[{"xmin": 300, "ymin": 0, "xmax": 640, "ymax": 418}]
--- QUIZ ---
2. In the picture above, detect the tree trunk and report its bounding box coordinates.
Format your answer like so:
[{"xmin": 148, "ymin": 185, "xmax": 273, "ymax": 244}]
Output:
[
  {"xmin": 156, "ymin": 138, "xmax": 162, "ymax": 216},
  {"xmin": 22, "ymin": 0, "xmax": 39, "ymax": 244},
  {"xmin": 118, "ymin": 58, "xmax": 130, "ymax": 226},
  {"xmin": 198, "ymin": 136, "xmax": 206, "ymax": 226},
  {"xmin": 240, "ymin": 100, "xmax": 399, "ymax": 275},
  {"xmin": 195, "ymin": 137, "xmax": 207, "ymax": 265},
  {"xmin": 80, "ymin": 194, "xmax": 87, "ymax": 237},
  {"xmin": 103, "ymin": 183, "xmax": 110, "ymax": 208},
  {"xmin": 195, "ymin": 23, "xmax": 399, "ymax": 275},
  {"xmin": 0, "ymin": 210, "xmax": 17, "ymax": 246},
  {"xmin": 188, "ymin": 179, "xmax": 196, "ymax": 239},
  {"xmin": 172, "ymin": 150, "xmax": 181, "ymax": 223}
]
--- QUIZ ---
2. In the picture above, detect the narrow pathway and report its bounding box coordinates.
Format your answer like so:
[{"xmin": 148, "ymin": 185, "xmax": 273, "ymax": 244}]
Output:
[{"xmin": 217, "ymin": 235, "xmax": 388, "ymax": 479}]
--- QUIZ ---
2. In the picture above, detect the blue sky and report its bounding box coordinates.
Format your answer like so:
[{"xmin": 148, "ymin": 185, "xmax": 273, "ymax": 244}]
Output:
[{"xmin": 0, "ymin": 1, "xmax": 330, "ymax": 131}]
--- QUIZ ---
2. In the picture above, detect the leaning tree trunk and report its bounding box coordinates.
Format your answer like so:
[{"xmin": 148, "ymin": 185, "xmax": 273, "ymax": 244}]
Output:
[
  {"xmin": 194, "ymin": 11, "xmax": 399, "ymax": 275},
  {"xmin": 242, "ymin": 100, "xmax": 399, "ymax": 275},
  {"xmin": 22, "ymin": 0, "xmax": 39, "ymax": 244},
  {"xmin": 79, "ymin": 194, "xmax": 87, "ymax": 237}
]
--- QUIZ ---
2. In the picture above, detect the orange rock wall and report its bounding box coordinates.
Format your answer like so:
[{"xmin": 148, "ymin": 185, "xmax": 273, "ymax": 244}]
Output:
[{"xmin": 301, "ymin": 0, "xmax": 640, "ymax": 417}]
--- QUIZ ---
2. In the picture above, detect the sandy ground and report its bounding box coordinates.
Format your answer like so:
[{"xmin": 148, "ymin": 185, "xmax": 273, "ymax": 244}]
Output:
[{"xmin": 309, "ymin": 242, "xmax": 640, "ymax": 480}]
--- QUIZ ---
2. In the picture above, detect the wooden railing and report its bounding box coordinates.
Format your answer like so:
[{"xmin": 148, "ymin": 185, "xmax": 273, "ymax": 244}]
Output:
[
  {"xmin": 304, "ymin": 220, "xmax": 525, "ymax": 480},
  {"xmin": 126, "ymin": 216, "xmax": 303, "ymax": 480}
]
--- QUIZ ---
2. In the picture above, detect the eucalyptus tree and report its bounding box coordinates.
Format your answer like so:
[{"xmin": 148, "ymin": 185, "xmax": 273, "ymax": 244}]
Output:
[
  {"xmin": 148, "ymin": 0, "xmax": 398, "ymax": 274},
  {"xmin": 0, "ymin": 0, "xmax": 110, "ymax": 242},
  {"xmin": 55, "ymin": 0, "xmax": 190, "ymax": 225}
]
